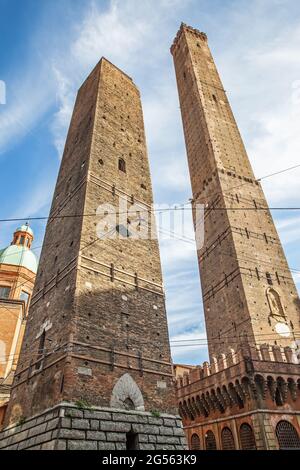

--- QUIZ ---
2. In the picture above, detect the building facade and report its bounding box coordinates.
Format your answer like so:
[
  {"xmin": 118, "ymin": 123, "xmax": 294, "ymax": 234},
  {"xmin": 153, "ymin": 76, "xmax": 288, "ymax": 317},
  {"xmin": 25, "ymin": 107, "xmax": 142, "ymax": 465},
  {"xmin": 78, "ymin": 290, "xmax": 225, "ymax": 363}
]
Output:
[
  {"xmin": 0, "ymin": 58, "xmax": 186, "ymax": 450},
  {"xmin": 171, "ymin": 23, "xmax": 300, "ymax": 450},
  {"xmin": 0, "ymin": 225, "xmax": 37, "ymax": 426}
]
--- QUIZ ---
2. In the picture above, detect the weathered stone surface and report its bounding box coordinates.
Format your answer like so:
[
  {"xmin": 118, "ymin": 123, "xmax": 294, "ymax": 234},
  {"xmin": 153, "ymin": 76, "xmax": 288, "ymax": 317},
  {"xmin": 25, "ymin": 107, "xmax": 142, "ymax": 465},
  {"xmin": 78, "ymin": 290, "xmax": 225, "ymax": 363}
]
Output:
[
  {"xmin": 72, "ymin": 418, "xmax": 90, "ymax": 430},
  {"xmin": 148, "ymin": 417, "xmax": 163, "ymax": 426},
  {"xmin": 0, "ymin": 405, "xmax": 186, "ymax": 450},
  {"xmin": 98, "ymin": 441, "xmax": 116, "ymax": 450},
  {"xmin": 64, "ymin": 409, "xmax": 83, "ymax": 419},
  {"xmin": 139, "ymin": 443, "xmax": 155, "ymax": 450},
  {"xmin": 68, "ymin": 440, "xmax": 97, "ymax": 451},
  {"xmin": 46, "ymin": 418, "xmax": 60, "ymax": 431},
  {"xmin": 156, "ymin": 435, "xmax": 180, "ymax": 444},
  {"xmin": 173, "ymin": 427, "xmax": 185, "ymax": 436},
  {"xmin": 56, "ymin": 440, "xmax": 67, "ymax": 450},
  {"xmin": 86, "ymin": 431, "xmax": 106, "ymax": 441},
  {"xmin": 41, "ymin": 440, "xmax": 56, "ymax": 450},
  {"xmin": 59, "ymin": 429, "xmax": 85, "ymax": 440},
  {"xmin": 115, "ymin": 443, "xmax": 127, "ymax": 450},
  {"xmin": 90, "ymin": 419, "xmax": 99, "ymax": 430},
  {"xmin": 111, "ymin": 374, "xmax": 145, "ymax": 411},
  {"xmin": 60, "ymin": 417, "xmax": 71, "ymax": 428},
  {"xmin": 159, "ymin": 426, "xmax": 174, "ymax": 436},
  {"xmin": 163, "ymin": 418, "xmax": 176, "ymax": 427},
  {"xmin": 106, "ymin": 432, "xmax": 126, "ymax": 442},
  {"xmin": 84, "ymin": 410, "xmax": 111, "ymax": 421},
  {"xmin": 35, "ymin": 431, "xmax": 53, "ymax": 445},
  {"xmin": 132, "ymin": 424, "xmax": 160, "ymax": 435},
  {"xmin": 100, "ymin": 421, "xmax": 131, "ymax": 433},
  {"xmin": 111, "ymin": 413, "xmax": 148, "ymax": 424}
]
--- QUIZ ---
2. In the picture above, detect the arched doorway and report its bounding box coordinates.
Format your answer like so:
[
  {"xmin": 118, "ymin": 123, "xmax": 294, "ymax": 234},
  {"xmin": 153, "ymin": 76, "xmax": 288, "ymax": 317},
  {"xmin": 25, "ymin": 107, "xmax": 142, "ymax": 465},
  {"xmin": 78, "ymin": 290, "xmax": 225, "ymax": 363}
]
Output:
[
  {"xmin": 239, "ymin": 423, "xmax": 256, "ymax": 450},
  {"xmin": 205, "ymin": 430, "xmax": 217, "ymax": 450},
  {"xmin": 276, "ymin": 420, "xmax": 300, "ymax": 449},
  {"xmin": 221, "ymin": 427, "xmax": 236, "ymax": 450},
  {"xmin": 191, "ymin": 433, "xmax": 201, "ymax": 450}
]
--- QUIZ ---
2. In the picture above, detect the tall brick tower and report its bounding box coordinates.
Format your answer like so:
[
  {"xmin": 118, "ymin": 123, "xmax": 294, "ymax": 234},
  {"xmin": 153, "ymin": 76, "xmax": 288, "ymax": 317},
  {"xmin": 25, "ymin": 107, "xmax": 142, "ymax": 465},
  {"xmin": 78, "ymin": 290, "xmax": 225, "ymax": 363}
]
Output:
[
  {"xmin": 0, "ymin": 58, "xmax": 186, "ymax": 450},
  {"xmin": 171, "ymin": 24, "xmax": 300, "ymax": 360},
  {"xmin": 171, "ymin": 24, "xmax": 300, "ymax": 451}
]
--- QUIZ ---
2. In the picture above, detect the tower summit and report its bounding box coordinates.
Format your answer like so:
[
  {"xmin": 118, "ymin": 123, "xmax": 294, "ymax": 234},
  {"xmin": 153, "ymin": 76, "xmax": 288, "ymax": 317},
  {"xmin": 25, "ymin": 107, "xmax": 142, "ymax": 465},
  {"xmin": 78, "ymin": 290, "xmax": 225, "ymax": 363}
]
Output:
[
  {"xmin": 0, "ymin": 58, "xmax": 186, "ymax": 450},
  {"xmin": 171, "ymin": 23, "xmax": 300, "ymax": 361}
]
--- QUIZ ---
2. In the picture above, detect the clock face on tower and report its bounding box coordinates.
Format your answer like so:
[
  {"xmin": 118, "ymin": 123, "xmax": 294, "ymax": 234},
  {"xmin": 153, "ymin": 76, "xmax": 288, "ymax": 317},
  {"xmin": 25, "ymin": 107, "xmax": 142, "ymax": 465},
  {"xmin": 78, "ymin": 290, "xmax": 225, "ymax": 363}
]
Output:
[{"xmin": 275, "ymin": 322, "xmax": 291, "ymax": 338}]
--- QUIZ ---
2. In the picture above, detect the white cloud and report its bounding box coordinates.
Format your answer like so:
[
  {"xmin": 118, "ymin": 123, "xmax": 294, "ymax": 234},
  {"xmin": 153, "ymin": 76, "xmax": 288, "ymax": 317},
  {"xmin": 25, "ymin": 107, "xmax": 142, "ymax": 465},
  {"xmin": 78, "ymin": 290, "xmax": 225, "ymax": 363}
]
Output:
[
  {"xmin": 171, "ymin": 327, "xmax": 207, "ymax": 364},
  {"xmin": 0, "ymin": 73, "xmax": 54, "ymax": 156}
]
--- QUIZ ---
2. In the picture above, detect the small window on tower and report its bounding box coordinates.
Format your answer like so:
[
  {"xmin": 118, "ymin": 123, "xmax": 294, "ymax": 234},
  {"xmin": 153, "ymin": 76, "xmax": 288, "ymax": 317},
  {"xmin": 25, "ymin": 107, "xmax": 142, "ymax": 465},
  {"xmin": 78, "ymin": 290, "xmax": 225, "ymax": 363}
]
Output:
[
  {"xmin": 266, "ymin": 272, "xmax": 273, "ymax": 285},
  {"xmin": 118, "ymin": 158, "xmax": 126, "ymax": 173},
  {"xmin": 212, "ymin": 94, "xmax": 217, "ymax": 103},
  {"xmin": 20, "ymin": 235, "xmax": 25, "ymax": 245}
]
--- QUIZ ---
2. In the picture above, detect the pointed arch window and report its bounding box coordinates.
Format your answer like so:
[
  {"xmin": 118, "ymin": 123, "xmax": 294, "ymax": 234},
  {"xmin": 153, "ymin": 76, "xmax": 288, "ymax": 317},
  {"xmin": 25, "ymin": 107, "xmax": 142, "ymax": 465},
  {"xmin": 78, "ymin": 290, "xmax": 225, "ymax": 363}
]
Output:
[
  {"xmin": 205, "ymin": 430, "xmax": 217, "ymax": 450},
  {"xmin": 239, "ymin": 423, "xmax": 256, "ymax": 450},
  {"xmin": 191, "ymin": 433, "xmax": 201, "ymax": 450},
  {"xmin": 221, "ymin": 427, "xmax": 236, "ymax": 450},
  {"xmin": 276, "ymin": 420, "xmax": 300, "ymax": 449}
]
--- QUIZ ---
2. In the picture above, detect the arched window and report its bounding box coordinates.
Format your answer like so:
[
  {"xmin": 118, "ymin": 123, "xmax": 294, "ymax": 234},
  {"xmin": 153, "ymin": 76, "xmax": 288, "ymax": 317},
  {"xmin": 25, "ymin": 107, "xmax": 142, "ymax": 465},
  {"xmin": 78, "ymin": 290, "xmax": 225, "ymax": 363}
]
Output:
[
  {"xmin": 239, "ymin": 423, "xmax": 256, "ymax": 450},
  {"xmin": 276, "ymin": 420, "xmax": 300, "ymax": 449},
  {"xmin": 118, "ymin": 158, "xmax": 126, "ymax": 173},
  {"xmin": 190, "ymin": 433, "xmax": 200, "ymax": 450},
  {"xmin": 221, "ymin": 427, "xmax": 236, "ymax": 450},
  {"xmin": 205, "ymin": 430, "xmax": 217, "ymax": 450}
]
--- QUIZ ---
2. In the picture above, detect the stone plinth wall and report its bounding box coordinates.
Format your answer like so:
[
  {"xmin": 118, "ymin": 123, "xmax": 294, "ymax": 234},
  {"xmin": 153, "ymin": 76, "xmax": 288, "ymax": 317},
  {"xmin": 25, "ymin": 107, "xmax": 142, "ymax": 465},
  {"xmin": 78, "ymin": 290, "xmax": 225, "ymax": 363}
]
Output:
[{"xmin": 0, "ymin": 402, "xmax": 187, "ymax": 450}]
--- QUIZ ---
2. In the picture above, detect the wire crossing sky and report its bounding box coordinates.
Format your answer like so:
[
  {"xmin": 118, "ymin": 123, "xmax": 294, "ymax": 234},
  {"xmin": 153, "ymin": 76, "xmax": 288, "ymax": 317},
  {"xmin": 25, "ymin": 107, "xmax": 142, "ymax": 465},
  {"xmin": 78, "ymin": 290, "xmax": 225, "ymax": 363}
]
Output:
[{"xmin": 0, "ymin": 0, "xmax": 300, "ymax": 364}]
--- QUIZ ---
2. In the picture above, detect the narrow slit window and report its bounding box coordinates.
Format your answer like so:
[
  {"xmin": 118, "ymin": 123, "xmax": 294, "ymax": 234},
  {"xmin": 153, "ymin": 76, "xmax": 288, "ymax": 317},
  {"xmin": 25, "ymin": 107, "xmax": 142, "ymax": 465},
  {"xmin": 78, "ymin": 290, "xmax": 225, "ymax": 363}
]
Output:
[
  {"xmin": 118, "ymin": 158, "xmax": 126, "ymax": 173},
  {"xmin": 266, "ymin": 272, "xmax": 273, "ymax": 286}
]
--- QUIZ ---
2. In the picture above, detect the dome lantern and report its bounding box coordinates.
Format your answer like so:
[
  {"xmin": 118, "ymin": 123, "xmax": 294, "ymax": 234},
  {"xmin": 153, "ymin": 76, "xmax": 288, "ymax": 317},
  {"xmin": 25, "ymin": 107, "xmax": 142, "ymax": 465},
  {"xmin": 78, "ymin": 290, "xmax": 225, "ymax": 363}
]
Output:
[{"xmin": 11, "ymin": 222, "xmax": 34, "ymax": 249}]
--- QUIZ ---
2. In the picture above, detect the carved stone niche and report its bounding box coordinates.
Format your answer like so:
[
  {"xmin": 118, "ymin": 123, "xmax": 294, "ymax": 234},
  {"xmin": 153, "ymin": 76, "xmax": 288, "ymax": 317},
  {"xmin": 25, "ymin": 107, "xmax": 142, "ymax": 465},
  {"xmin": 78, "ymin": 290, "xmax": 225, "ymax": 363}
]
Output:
[
  {"xmin": 110, "ymin": 373, "xmax": 145, "ymax": 411},
  {"xmin": 266, "ymin": 288, "xmax": 285, "ymax": 319}
]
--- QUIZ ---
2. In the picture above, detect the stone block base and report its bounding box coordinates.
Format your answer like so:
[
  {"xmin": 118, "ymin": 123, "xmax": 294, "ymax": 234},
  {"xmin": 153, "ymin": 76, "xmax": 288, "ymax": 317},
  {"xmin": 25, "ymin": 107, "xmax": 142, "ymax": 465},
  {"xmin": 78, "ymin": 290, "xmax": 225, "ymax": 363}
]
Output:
[{"xmin": 0, "ymin": 402, "xmax": 187, "ymax": 450}]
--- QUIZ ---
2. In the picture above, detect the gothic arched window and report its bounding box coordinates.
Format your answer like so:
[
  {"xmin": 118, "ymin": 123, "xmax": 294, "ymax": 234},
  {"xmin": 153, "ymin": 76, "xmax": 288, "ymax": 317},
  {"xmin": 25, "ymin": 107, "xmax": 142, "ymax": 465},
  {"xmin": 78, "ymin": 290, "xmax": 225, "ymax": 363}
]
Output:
[
  {"xmin": 190, "ymin": 433, "xmax": 200, "ymax": 450},
  {"xmin": 221, "ymin": 427, "xmax": 236, "ymax": 450},
  {"xmin": 239, "ymin": 423, "xmax": 256, "ymax": 450},
  {"xmin": 205, "ymin": 430, "xmax": 217, "ymax": 450},
  {"xmin": 276, "ymin": 420, "xmax": 300, "ymax": 449}
]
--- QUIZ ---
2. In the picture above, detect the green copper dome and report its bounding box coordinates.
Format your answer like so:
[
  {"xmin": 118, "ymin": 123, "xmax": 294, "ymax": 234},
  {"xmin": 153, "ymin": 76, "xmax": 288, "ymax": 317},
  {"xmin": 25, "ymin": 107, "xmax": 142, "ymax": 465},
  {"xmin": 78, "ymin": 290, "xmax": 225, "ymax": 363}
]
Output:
[
  {"xmin": 0, "ymin": 225, "xmax": 38, "ymax": 273},
  {"xmin": 0, "ymin": 245, "xmax": 38, "ymax": 273}
]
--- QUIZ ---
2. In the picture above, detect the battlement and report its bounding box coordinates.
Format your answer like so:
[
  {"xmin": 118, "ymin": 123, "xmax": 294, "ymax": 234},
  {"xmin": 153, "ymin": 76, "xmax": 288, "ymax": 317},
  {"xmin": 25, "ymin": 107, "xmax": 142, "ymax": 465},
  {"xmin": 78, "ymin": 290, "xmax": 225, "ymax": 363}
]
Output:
[
  {"xmin": 170, "ymin": 22, "xmax": 207, "ymax": 55},
  {"xmin": 175, "ymin": 343, "xmax": 299, "ymax": 387}
]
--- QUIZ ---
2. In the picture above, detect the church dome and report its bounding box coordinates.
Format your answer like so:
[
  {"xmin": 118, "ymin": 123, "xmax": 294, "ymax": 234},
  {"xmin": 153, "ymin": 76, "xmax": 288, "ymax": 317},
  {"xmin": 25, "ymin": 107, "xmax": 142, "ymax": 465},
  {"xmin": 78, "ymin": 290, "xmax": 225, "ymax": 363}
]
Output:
[
  {"xmin": 0, "ymin": 245, "xmax": 38, "ymax": 273},
  {"xmin": 0, "ymin": 224, "xmax": 38, "ymax": 273}
]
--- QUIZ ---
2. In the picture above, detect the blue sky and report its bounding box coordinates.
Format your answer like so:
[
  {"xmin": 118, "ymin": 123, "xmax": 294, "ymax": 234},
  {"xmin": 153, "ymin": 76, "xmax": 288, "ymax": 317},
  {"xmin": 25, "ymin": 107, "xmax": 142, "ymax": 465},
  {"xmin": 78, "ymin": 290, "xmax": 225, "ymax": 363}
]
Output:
[{"xmin": 0, "ymin": 0, "xmax": 300, "ymax": 365}]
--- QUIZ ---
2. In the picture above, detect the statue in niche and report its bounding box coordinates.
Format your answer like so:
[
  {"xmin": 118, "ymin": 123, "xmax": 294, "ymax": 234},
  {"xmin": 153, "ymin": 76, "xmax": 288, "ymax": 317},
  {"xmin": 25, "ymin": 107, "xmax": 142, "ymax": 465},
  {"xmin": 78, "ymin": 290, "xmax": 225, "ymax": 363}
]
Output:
[{"xmin": 267, "ymin": 288, "xmax": 285, "ymax": 318}]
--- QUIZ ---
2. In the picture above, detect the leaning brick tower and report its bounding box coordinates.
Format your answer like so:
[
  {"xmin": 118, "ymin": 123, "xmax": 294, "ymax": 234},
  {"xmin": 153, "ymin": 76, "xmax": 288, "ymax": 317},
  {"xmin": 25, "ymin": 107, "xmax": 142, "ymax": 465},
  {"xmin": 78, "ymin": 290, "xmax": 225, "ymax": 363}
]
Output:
[
  {"xmin": 171, "ymin": 23, "xmax": 300, "ymax": 452},
  {"xmin": 0, "ymin": 58, "xmax": 186, "ymax": 450},
  {"xmin": 171, "ymin": 23, "xmax": 300, "ymax": 361}
]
